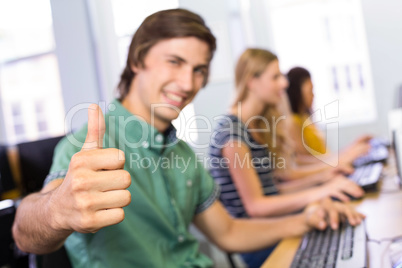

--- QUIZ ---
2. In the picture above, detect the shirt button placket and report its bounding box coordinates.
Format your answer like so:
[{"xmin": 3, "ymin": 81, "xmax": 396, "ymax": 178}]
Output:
[
  {"xmin": 155, "ymin": 134, "xmax": 163, "ymax": 144},
  {"xmin": 177, "ymin": 235, "xmax": 184, "ymax": 243},
  {"xmin": 142, "ymin": 141, "xmax": 149, "ymax": 148}
]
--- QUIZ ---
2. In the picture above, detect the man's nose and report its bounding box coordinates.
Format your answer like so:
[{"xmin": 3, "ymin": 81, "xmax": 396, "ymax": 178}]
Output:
[{"xmin": 177, "ymin": 67, "xmax": 194, "ymax": 92}]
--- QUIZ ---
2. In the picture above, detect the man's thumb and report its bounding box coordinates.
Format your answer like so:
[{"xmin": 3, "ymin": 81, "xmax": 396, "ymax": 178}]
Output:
[{"xmin": 82, "ymin": 104, "xmax": 105, "ymax": 151}]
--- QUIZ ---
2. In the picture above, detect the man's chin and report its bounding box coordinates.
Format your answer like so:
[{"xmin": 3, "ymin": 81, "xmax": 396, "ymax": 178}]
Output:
[{"xmin": 153, "ymin": 110, "xmax": 181, "ymax": 124}]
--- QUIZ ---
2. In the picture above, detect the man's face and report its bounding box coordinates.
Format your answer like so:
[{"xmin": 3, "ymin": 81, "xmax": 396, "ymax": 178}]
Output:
[{"xmin": 130, "ymin": 37, "xmax": 211, "ymax": 130}]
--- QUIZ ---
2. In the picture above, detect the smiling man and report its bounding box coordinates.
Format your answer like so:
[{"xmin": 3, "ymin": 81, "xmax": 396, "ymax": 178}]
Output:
[
  {"xmin": 121, "ymin": 36, "xmax": 209, "ymax": 131},
  {"xmin": 12, "ymin": 8, "xmax": 364, "ymax": 268}
]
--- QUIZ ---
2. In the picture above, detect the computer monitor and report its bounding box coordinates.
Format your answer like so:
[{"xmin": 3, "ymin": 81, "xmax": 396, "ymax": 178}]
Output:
[
  {"xmin": 392, "ymin": 129, "xmax": 402, "ymax": 187},
  {"xmin": 388, "ymin": 108, "xmax": 402, "ymax": 141}
]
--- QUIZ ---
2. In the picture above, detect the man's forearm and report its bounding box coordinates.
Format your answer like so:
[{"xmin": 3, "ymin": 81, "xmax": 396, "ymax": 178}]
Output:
[
  {"xmin": 220, "ymin": 213, "xmax": 308, "ymax": 253},
  {"xmin": 12, "ymin": 190, "xmax": 72, "ymax": 254},
  {"xmin": 247, "ymin": 186, "xmax": 325, "ymax": 217}
]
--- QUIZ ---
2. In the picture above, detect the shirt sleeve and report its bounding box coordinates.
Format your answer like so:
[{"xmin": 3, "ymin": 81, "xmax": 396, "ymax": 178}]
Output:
[
  {"xmin": 43, "ymin": 130, "xmax": 86, "ymax": 186},
  {"xmin": 295, "ymin": 115, "xmax": 327, "ymax": 155},
  {"xmin": 211, "ymin": 117, "xmax": 249, "ymax": 149},
  {"xmin": 292, "ymin": 114, "xmax": 327, "ymax": 155},
  {"xmin": 194, "ymin": 165, "xmax": 221, "ymax": 214}
]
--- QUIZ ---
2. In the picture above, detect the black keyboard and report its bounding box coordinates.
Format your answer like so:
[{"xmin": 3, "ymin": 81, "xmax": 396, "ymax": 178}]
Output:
[
  {"xmin": 290, "ymin": 221, "xmax": 367, "ymax": 268},
  {"xmin": 348, "ymin": 162, "xmax": 383, "ymax": 191},
  {"xmin": 353, "ymin": 138, "xmax": 389, "ymax": 167}
]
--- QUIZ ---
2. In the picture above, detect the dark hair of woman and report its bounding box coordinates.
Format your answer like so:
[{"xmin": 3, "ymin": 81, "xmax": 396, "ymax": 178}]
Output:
[{"xmin": 286, "ymin": 67, "xmax": 311, "ymax": 115}]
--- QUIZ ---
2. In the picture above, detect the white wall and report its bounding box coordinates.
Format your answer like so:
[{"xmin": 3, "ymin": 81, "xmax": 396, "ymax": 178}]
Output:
[
  {"xmin": 336, "ymin": 0, "xmax": 402, "ymax": 147},
  {"xmin": 50, "ymin": 0, "xmax": 103, "ymax": 132},
  {"xmin": 179, "ymin": 0, "xmax": 236, "ymax": 155},
  {"xmin": 0, "ymin": 101, "xmax": 6, "ymax": 143},
  {"xmin": 48, "ymin": 0, "xmax": 402, "ymax": 149},
  {"xmin": 180, "ymin": 0, "xmax": 402, "ymax": 152}
]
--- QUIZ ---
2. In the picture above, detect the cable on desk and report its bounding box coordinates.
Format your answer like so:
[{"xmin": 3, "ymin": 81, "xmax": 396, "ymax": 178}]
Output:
[
  {"xmin": 378, "ymin": 189, "xmax": 402, "ymax": 194},
  {"xmin": 364, "ymin": 220, "xmax": 402, "ymax": 244}
]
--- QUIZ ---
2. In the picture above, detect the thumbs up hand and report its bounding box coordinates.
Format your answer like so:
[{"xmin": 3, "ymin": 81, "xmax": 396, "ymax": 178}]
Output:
[
  {"xmin": 81, "ymin": 103, "xmax": 106, "ymax": 150},
  {"xmin": 52, "ymin": 104, "xmax": 131, "ymax": 233}
]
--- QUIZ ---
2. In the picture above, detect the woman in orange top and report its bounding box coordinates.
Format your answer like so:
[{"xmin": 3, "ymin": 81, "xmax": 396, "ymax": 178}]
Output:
[{"xmin": 286, "ymin": 67, "xmax": 371, "ymax": 163}]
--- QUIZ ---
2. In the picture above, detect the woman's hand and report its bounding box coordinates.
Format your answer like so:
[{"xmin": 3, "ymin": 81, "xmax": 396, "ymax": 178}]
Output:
[
  {"xmin": 340, "ymin": 135, "xmax": 372, "ymax": 165},
  {"xmin": 319, "ymin": 175, "xmax": 364, "ymax": 201}
]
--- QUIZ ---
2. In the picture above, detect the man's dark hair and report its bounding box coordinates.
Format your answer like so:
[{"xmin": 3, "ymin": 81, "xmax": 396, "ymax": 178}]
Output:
[
  {"xmin": 117, "ymin": 8, "xmax": 217, "ymax": 100},
  {"xmin": 286, "ymin": 66, "xmax": 311, "ymax": 114}
]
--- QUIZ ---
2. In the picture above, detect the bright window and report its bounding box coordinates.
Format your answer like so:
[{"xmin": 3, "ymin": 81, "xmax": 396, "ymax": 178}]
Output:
[
  {"xmin": 110, "ymin": 0, "xmax": 179, "ymax": 67},
  {"xmin": 0, "ymin": 0, "xmax": 65, "ymax": 144},
  {"xmin": 266, "ymin": 0, "xmax": 377, "ymax": 127}
]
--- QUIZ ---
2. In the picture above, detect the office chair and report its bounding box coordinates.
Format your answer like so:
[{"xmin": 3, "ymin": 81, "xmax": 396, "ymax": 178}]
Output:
[
  {"xmin": 226, "ymin": 253, "xmax": 237, "ymax": 268},
  {"xmin": 16, "ymin": 135, "xmax": 72, "ymax": 268},
  {"xmin": 0, "ymin": 145, "xmax": 17, "ymax": 198},
  {"xmin": 17, "ymin": 136, "xmax": 64, "ymax": 196},
  {"xmin": 218, "ymin": 197, "xmax": 238, "ymax": 268},
  {"xmin": 0, "ymin": 199, "xmax": 17, "ymax": 266},
  {"xmin": 39, "ymin": 246, "xmax": 72, "ymax": 268}
]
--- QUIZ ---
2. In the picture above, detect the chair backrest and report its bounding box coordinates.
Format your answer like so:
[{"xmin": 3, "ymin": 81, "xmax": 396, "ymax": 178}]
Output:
[
  {"xmin": 0, "ymin": 145, "xmax": 15, "ymax": 196},
  {"xmin": 0, "ymin": 199, "xmax": 16, "ymax": 266},
  {"xmin": 15, "ymin": 135, "xmax": 72, "ymax": 268},
  {"xmin": 40, "ymin": 245, "xmax": 72, "ymax": 268},
  {"xmin": 17, "ymin": 136, "xmax": 64, "ymax": 196}
]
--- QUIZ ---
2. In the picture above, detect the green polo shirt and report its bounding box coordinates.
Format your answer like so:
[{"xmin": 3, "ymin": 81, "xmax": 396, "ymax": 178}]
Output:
[{"xmin": 45, "ymin": 100, "xmax": 219, "ymax": 268}]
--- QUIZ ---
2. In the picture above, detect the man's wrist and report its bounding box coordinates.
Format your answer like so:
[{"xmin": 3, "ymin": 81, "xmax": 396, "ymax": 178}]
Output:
[
  {"xmin": 46, "ymin": 190, "xmax": 70, "ymax": 235},
  {"xmin": 300, "ymin": 212, "xmax": 311, "ymax": 235},
  {"xmin": 291, "ymin": 213, "xmax": 310, "ymax": 237}
]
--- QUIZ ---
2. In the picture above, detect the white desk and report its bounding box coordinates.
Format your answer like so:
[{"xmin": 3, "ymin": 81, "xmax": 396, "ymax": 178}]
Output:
[{"xmin": 263, "ymin": 156, "xmax": 402, "ymax": 268}]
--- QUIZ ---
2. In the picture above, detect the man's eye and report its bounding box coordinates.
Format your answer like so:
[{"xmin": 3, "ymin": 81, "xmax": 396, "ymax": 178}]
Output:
[
  {"xmin": 169, "ymin": 60, "xmax": 179, "ymax": 65},
  {"xmin": 194, "ymin": 68, "xmax": 206, "ymax": 76}
]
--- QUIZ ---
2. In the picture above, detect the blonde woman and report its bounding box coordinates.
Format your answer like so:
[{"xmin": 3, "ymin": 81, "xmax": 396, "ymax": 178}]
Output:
[
  {"xmin": 263, "ymin": 93, "xmax": 356, "ymax": 189},
  {"xmin": 208, "ymin": 48, "xmax": 364, "ymax": 267}
]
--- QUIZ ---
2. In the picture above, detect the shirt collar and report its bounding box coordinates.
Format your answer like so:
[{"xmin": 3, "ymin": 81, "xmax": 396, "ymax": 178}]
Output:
[{"xmin": 106, "ymin": 99, "xmax": 178, "ymax": 154}]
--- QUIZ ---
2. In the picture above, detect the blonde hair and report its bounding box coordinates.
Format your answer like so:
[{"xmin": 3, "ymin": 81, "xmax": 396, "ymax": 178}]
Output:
[
  {"xmin": 233, "ymin": 48, "xmax": 278, "ymax": 105},
  {"xmin": 232, "ymin": 48, "xmax": 294, "ymax": 165}
]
